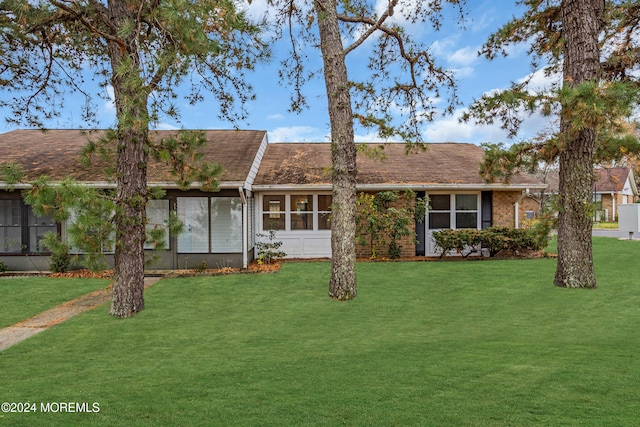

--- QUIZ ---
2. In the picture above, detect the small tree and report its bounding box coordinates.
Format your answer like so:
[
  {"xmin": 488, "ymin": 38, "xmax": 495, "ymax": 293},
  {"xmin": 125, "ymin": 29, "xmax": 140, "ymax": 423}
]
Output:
[
  {"xmin": 356, "ymin": 190, "xmax": 426, "ymax": 259},
  {"xmin": 255, "ymin": 229, "xmax": 286, "ymax": 265}
]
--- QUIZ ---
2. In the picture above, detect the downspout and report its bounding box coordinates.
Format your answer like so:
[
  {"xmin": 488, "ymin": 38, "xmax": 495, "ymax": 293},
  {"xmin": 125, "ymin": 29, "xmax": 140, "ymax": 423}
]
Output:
[
  {"xmin": 239, "ymin": 187, "xmax": 248, "ymax": 269},
  {"xmin": 514, "ymin": 189, "xmax": 530, "ymax": 229}
]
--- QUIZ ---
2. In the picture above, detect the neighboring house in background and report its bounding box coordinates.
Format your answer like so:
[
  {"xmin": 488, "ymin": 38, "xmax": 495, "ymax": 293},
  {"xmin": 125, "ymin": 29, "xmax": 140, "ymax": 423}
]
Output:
[
  {"xmin": 593, "ymin": 168, "xmax": 638, "ymax": 221},
  {"xmin": 0, "ymin": 130, "xmax": 545, "ymax": 270},
  {"xmin": 530, "ymin": 167, "xmax": 638, "ymax": 222}
]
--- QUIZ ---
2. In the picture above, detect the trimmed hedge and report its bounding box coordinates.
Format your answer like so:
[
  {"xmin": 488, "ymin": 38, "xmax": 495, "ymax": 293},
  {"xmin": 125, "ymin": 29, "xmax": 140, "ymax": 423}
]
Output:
[{"xmin": 432, "ymin": 226, "xmax": 549, "ymax": 259}]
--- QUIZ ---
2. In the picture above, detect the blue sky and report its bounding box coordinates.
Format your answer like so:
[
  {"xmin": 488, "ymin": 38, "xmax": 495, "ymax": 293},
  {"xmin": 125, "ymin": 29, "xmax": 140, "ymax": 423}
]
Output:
[{"xmin": 0, "ymin": 0, "xmax": 556, "ymax": 145}]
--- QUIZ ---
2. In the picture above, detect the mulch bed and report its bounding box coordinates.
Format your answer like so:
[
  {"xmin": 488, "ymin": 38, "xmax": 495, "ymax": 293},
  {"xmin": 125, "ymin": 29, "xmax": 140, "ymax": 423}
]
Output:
[{"xmin": 7, "ymin": 252, "xmax": 556, "ymax": 280}]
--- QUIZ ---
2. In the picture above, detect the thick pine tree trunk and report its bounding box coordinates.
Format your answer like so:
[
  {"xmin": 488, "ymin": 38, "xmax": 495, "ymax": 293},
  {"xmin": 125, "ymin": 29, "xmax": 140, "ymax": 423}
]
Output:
[
  {"xmin": 110, "ymin": 127, "xmax": 148, "ymax": 317},
  {"xmin": 107, "ymin": 0, "xmax": 149, "ymax": 316},
  {"xmin": 554, "ymin": 0, "xmax": 603, "ymax": 288},
  {"xmin": 316, "ymin": 0, "xmax": 358, "ymax": 300}
]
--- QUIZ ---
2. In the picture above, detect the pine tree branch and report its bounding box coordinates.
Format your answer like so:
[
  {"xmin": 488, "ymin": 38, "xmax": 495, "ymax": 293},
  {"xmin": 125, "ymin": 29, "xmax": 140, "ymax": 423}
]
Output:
[{"xmin": 339, "ymin": 0, "xmax": 398, "ymax": 56}]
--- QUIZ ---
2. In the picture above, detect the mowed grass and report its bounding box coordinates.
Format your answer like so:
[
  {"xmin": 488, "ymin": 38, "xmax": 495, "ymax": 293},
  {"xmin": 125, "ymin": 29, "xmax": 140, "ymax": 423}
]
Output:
[
  {"xmin": 1, "ymin": 237, "xmax": 639, "ymax": 426},
  {"xmin": 0, "ymin": 277, "xmax": 109, "ymax": 328}
]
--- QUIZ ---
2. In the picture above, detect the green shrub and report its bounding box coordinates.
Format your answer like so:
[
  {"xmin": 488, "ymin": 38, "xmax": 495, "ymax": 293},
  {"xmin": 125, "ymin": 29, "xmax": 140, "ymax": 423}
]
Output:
[
  {"xmin": 432, "ymin": 225, "xmax": 552, "ymax": 259},
  {"xmin": 41, "ymin": 232, "xmax": 71, "ymax": 273},
  {"xmin": 256, "ymin": 229, "xmax": 286, "ymax": 265},
  {"xmin": 0, "ymin": 260, "xmax": 7, "ymax": 274}
]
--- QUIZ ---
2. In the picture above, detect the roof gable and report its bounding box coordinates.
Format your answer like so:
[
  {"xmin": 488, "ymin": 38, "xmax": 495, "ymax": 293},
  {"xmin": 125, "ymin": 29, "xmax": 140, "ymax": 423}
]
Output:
[{"xmin": 595, "ymin": 167, "xmax": 636, "ymax": 194}]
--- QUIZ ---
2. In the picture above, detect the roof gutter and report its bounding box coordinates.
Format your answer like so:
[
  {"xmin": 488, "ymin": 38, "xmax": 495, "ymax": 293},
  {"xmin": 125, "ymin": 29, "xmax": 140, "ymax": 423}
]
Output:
[
  {"xmin": 0, "ymin": 181, "xmax": 248, "ymax": 190},
  {"xmin": 251, "ymin": 183, "xmax": 547, "ymax": 192}
]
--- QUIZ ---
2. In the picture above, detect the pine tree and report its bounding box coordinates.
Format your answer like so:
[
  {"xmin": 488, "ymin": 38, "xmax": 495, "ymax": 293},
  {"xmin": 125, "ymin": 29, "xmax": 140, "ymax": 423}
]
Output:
[
  {"xmin": 464, "ymin": 0, "xmax": 640, "ymax": 288},
  {"xmin": 0, "ymin": 0, "xmax": 267, "ymax": 316}
]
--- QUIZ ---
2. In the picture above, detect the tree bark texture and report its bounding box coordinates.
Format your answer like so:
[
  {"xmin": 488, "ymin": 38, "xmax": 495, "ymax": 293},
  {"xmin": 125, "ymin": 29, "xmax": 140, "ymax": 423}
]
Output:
[
  {"xmin": 316, "ymin": 0, "xmax": 358, "ymax": 300},
  {"xmin": 107, "ymin": 0, "xmax": 149, "ymax": 316},
  {"xmin": 554, "ymin": 0, "xmax": 603, "ymax": 288}
]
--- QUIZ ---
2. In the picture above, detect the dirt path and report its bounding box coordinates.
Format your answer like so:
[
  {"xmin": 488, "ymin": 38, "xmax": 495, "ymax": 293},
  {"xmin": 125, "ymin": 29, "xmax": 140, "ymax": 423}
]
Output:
[{"xmin": 0, "ymin": 277, "xmax": 162, "ymax": 352}]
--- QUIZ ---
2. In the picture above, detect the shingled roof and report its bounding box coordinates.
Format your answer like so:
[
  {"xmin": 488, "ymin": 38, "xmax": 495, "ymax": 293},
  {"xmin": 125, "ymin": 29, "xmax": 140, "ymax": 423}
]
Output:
[
  {"xmin": 540, "ymin": 167, "xmax": 637, "ymax": 195},
  {"xmin": 595, "ymin": 168, "xmax": 635, "ymax": 193},
  {"xmin": 254, "ymin": 142, "xmax": 543, "ymax": 189},
  {"xmin": 0, "ymin": 129, "xmax": 267, "ymax": 185}
]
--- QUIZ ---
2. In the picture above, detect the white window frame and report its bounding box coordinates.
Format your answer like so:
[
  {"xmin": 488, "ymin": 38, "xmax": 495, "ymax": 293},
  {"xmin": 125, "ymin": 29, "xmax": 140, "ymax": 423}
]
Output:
[
  {"xmin": 259, "ymin": 193, "xmax": 332, "ymax": 232},
  {"xmin": 427, "ymin": 192, "xmax": 481, "ymax": 230}
]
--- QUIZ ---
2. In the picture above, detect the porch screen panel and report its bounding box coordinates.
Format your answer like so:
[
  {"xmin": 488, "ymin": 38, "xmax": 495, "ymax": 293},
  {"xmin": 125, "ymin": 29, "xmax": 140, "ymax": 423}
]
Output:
[
  {"xmin": 291, "ymin": 195, "xmax": 313, "ymax": 230},
  {"xmin": 318, "ymin": 195, "xmax": 332, "ymax": 230},
  {"xmin": 145, "ymin": 199, "xmax": 170, "ymax": 250},
  {"xmin": 28, "ymin": 208, "xmax": 56, "ymax": 253},
  {"xmin": 262, "ymin": 195, "xmax": 285, "ymax": 230},
  {"xmin": 0, "ymin": 200, "xmax": 22, "ymax": 253},
  {"xmin": 177, "ymin": 197, "xmax": 209, "ymax": 253},
  {"xmin": 211, "ymin": 197, "xmax": 242, "ymax": 253}
]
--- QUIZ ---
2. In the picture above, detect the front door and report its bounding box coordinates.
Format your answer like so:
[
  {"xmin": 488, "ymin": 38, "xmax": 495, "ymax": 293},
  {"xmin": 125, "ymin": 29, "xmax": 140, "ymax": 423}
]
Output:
[{"xmin": 425, "ymin": 193, "xmax": 480, "ymax": 256}]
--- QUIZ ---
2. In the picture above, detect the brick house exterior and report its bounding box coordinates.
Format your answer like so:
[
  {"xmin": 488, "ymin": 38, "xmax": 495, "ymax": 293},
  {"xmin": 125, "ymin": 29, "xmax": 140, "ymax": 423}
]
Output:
[
  {"xmin": 1, "ymin": 130, "xmax": 547, "ymax": 269},
  {"xmin": 253, "ymin": 142, "xmax": 545, "ymax": 258}
]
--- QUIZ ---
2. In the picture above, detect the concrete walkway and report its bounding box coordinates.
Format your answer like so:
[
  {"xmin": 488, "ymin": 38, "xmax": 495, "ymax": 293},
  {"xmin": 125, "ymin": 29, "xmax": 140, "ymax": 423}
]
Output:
[{"xmin": 0, "ymin": 277, "xmax": 162, "ymax": 352}]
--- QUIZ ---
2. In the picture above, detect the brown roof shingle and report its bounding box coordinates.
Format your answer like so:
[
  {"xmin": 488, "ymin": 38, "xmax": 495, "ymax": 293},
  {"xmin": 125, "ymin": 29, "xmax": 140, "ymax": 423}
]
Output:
[
  {"xmin": 0, "ymin": 129, "xmax": 266, "ymax": 184},
  {"xmin": 595, "ymin": 167, "xmax": 632, "ymax": 192},
  {"xmin": 538, "ymin": 167, "xmax": 635, "ymax": 194},
  {"xmin": 255, "ymin": 142, "xmax": 541, "ymax": 187}
]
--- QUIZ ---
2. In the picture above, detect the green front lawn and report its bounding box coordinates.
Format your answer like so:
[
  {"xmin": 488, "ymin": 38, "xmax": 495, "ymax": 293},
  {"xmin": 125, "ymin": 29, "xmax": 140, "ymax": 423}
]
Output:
[
  {"xmin": 593, "ymin": 221, "xmax": 618, "ymax": 229},
  {"xmin": 0, "ymin": 277, "xmax": 110, "ymax": 328},
  {"xmin": 1, "ymin": 237, "xmax": 639, "ymax": 426}
]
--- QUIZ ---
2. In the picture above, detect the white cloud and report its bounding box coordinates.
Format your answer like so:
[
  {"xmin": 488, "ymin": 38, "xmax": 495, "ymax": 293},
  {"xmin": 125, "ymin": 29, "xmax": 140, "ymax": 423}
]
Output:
[
  {"xmin": 267, "ymin": 113, "xmax": 285, "ymax": 120},
  {"xmin": 517, "ymin": 67, "xmax": 560, "ymax": 93},
  {"xmin": 268, "ymin": 126, "xmax": 328, "ymax": 142},
  {"xmin": 451, "ymin": 66, "xmax": 474, "ymax": 79},
  {"xmin": 447, "ymin": 46, "xmax": 478, "ymax": 67},
  {"xmin": 102, "ymin": 86, "xmax": 116, "ymax": 116},
  {"xmin": 153, "ymin": 122, "xmax": 180, "ymax": 131},
  {"xmin": 422, "ymin": 107, "xmax": 557, "ymax": 145}
]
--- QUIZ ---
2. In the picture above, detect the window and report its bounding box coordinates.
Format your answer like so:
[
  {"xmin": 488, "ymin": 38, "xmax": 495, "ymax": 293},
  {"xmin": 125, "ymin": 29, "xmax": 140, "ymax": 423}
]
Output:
[
  {"xmin": 291, "ymin": 195, "xmax": 313, "ymax": 230},
  {"xmin": 0, "ymin": 200, "xmax": 57, "ymax": 253},
  {"xmin": 211, "ymin": 197, "xmax": 242, "ymax": 252},
  {"xmin": 455, "ymin": 194, "xmax": 478, "ymax": 229},
  {"xmin": 261, "ymin": 194, "xmax": 332, "ymax": 231},
  {"xmin": 177, "ymin": 197, "xmax": 209, "ymax": 253},
  {"xmin": 263, "ymin": 195, "xmax": 285, "ymax": 230},
  {"xmin": 427, "ymin": 194, "xmax": 479, "ymax": 230},
  {"xmin": 145, "ymin": 199, "xmax": 170, "ymax": 250},
  {"xmin": 318, "ymin": 195, "xmax": 332, "ymax": 230},
  {"xmin": 428, "ymin": 195, "xmax": 451, "ymax": 229}
]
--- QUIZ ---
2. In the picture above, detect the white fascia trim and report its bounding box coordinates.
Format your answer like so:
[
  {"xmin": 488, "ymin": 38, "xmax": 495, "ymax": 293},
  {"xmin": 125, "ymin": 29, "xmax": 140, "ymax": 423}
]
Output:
[
  {"xmin": 0, "ymin": 181, "xmax": 249, "ymax": 190},
  {"xmin": 251, "ymin": 183, "xmax": 547, "ymax": 192}
]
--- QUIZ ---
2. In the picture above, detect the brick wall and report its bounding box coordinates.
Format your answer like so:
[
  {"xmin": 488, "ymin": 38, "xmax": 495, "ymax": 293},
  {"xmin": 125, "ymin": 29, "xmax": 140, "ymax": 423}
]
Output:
[
  {"xmin": 355, "ymin": 192, "xmax": 417, "ymax": 258},
  {"xmin": 492, "ymin": 191, "xmax": 538, "ymax": 228}
]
